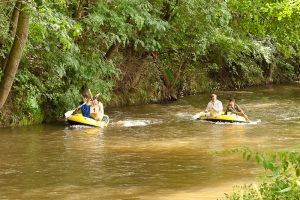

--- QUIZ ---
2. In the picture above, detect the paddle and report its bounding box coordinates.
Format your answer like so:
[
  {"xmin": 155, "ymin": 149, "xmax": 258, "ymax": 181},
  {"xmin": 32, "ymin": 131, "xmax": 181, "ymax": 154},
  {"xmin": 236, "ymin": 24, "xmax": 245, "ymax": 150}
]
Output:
[
  {"xmin": 64, "ymin": 103, "xmax": 86, "ymax": 118},
  {"xmin": 243, "ymin": 113, "xmax": 251, "ymax": 123},
  {"xmin": 193, "ymin": 112, "xmax": 205, "ymax": 119}
]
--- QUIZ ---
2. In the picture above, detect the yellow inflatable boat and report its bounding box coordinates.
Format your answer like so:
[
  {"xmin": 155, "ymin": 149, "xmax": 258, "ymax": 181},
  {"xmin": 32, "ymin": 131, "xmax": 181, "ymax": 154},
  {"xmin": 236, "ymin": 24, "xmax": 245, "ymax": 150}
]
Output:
[
  {"xmin": 67, "ymin": 113, "xmax": 109, "ymax": 127},
  {"xmin": 197, "ymin": 112, "xmax": 247, "ymax": 123}
]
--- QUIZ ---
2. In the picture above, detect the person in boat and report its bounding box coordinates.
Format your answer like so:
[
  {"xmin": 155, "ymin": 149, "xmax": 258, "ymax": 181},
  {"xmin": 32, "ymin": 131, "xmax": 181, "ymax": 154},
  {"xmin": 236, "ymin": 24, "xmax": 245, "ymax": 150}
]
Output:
[
  {"xmin": 225, "ymin": 98, "xmax": 248, "ymax": 119},
  {"xmin": 204, "ymin": 94, "xmax": 223, "ymax": 116},
  {"xmin": 77, "ymin": 89, "xmax": 92, "ymax": 118},
  {"xmin": 91, "ymin": 93, "xmax": 104, "ymax": 121}
]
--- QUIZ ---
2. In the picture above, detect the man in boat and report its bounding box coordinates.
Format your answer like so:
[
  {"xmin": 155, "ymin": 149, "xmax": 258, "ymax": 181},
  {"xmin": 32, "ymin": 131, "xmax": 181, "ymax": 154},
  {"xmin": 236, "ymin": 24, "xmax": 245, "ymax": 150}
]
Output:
[
  {"xmin": 204, "ymin": 94, "xmax": 223, "ymax": 116},
  {"xmin": 225, "ymin": 98, "xmax": 248, "ymax": 119},
  {"xmin": 77, "ymin": 89, "xmax": 92, "ymax": 118}
]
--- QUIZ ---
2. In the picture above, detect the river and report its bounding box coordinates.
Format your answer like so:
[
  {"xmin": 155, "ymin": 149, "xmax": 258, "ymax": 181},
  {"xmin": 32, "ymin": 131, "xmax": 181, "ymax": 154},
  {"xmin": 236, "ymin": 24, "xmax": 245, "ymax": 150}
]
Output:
[{"xmin": 1, "ymin": 83, "xmax": 300, "ymax": 199}]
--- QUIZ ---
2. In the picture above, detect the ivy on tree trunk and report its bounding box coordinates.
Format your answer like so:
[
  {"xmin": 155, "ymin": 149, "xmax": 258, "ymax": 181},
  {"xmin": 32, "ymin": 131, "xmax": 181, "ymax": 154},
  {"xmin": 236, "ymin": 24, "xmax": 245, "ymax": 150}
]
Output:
[
  {"xmin": 1, "ymin": 1, "xmax": 21, "ymax": 72},
  {"xmin": 0, "ymin": 2, "xmax": 30, "ymax": 110}
]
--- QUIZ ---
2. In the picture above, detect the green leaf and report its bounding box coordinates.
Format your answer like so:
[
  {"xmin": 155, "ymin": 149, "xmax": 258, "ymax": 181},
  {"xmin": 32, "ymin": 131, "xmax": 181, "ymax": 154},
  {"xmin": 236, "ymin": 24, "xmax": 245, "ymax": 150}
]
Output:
[
  {"xmin": 247, "ymin": 154, "xmax": 251, "ymax": 161},
  {"xmin": 277, "ymin": 186, "xmax": 292, "ymax": 193}
]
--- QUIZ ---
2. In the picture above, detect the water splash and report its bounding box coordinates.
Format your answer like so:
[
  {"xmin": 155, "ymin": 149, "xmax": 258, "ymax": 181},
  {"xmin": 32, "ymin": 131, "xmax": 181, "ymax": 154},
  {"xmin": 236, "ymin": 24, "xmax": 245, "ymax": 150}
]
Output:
[
  {"xmin": 115, "ymin": 119, "xmax": 162, "ymax": 127},
  {"xmin": 68, "ymin": 125, "xmax": 97, "ymax": 129}
]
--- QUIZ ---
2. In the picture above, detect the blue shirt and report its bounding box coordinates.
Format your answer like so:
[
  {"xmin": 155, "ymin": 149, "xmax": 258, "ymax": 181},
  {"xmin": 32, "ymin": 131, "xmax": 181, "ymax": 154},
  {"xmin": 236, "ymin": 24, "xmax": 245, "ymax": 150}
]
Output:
[{"xmin": 79, "ymin": 102, "xmax": 90, "ymax": 117}]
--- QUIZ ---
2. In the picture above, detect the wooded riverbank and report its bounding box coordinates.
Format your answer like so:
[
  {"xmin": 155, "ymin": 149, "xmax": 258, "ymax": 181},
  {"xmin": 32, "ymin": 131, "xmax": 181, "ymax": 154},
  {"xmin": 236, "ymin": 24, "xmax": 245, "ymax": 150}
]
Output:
[{"xmin": 1, "ymin": 1, "xmax": 300, "ymax": 127}]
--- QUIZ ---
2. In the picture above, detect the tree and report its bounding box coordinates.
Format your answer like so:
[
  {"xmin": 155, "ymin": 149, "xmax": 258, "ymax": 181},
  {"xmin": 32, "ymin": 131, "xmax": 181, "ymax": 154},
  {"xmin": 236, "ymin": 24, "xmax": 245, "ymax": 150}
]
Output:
[
  {"xmin": 0, "ymin": 1, "xmax": 30, "ymax": 109},
  {"xmin": 228, "ymin": 0, "xmax": 300, "ymax": 57},
  {"xmin": 154, "ymin": 0, "xmax": 232, "ymax": 95}
]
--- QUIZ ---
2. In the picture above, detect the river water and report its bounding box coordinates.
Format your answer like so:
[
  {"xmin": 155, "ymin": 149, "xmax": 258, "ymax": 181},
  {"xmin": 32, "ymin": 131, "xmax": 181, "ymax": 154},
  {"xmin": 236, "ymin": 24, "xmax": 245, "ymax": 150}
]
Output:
[{"xmin": 1, "ymin": 83, "xmax": 300, "ymax": 199}]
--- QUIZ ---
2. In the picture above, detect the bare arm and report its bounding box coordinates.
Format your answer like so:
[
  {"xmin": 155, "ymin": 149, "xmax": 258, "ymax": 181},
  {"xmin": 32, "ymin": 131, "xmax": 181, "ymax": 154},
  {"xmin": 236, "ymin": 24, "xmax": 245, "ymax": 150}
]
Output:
[
  {"xmin": 205, "ymin": 102, "xmax": 212, "ymax": 112},
  {"xmin": 96, "ymin": 102, "xmax": 104, "ymax": 120}
]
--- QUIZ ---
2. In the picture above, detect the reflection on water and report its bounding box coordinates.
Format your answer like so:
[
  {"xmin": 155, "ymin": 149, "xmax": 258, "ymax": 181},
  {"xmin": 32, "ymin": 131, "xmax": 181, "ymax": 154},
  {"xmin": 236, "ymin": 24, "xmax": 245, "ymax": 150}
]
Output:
[{"xmin": 1, "ymin": 83, "xmax": 300, "ymax": 199}]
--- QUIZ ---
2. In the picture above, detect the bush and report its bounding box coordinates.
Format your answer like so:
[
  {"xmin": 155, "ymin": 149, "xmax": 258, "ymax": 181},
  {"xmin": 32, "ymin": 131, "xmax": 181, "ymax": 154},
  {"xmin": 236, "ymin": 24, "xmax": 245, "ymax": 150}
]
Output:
[{"xmin": 222, "ymin": 147, "xmax": 300, "ymax": 200}]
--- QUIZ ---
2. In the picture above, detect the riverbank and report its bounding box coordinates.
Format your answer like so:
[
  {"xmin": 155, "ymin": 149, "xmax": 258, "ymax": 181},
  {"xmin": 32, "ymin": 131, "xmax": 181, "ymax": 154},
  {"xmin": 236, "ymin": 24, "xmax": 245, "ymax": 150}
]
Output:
[{"xmin": 0, "ymin": 81, "xmax": 298, "ymax": 127}]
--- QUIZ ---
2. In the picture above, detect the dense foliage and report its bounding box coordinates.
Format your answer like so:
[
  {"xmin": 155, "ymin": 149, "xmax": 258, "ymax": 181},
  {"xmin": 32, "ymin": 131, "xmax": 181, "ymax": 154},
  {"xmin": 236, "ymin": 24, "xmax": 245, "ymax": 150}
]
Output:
[
  {"xmin": 0, "ymin": 0, "xmax": 300, "ymax": 126},
  {"xmin": 221, "ymin": 147, "xmax": 300, "ymax": 199}
]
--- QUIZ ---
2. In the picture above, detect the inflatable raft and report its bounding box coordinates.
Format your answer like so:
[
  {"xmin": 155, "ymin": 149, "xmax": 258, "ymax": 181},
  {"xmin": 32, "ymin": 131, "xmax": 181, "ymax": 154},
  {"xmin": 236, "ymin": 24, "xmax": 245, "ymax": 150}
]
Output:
[
  {"xmin": 197, "ymin": 112, "xmax": 247, "ymax": 123},
  {"xmin": 67, "ymin": 113, "xmax": 109, "ymax": 127}
]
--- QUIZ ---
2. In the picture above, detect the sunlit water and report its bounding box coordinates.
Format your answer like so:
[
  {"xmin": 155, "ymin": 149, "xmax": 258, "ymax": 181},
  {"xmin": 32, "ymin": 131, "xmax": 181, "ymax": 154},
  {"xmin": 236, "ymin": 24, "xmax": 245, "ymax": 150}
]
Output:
[{"xmin": 1, "ymin": 83, "xmax": 300, "ymax": 199}]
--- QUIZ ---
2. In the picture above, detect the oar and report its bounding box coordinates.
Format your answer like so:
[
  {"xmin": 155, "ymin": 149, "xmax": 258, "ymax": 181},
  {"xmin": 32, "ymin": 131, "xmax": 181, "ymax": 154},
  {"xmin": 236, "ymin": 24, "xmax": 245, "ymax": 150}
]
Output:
[
  {"xmin": 64, "ymin": 103, "xmax": 86, "ymax": 118},
  {"xmin": 193, "ymin": 112, "xmax": 205, "ymax": 119},
  {"xmin": 242, "ymin": 113, "xmax": 251, "ymax": 123}
]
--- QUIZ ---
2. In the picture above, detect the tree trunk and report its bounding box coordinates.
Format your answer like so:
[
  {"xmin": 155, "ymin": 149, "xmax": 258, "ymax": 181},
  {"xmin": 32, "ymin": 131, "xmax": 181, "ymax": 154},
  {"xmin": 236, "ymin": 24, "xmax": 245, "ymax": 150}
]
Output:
[
  {"xmin": 151, "ymin": 51, "xmax": 177, "ymax": 100},
  {"xmin": 9, "ymin": 1, "xmax": 22, "ymax": 37},
  {"xmin": 161, "ymin": 0, "xmax": 178, "ymax": 21},
  {"xmin": 0, "ymin": 2, "xmax": 30, "ymax": 110},
  {"xmin": 74, "ymin": 0, "xmax": 83, "ymax": 20},
  {"xmin": 268, "ymin": 65, "xmax": 275, "ymax": 83},
  {"xmin": 105, "ymin": 42, "xmax": 121, "ymax": 61},
  {"xmin": 1, "ymin": 1, "xmax": 22, "ymax": 71}
]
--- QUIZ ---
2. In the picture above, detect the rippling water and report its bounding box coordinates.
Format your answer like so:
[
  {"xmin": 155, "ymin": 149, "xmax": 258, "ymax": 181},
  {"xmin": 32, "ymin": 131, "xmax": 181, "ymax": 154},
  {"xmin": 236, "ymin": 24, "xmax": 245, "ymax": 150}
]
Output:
[{"xmin": 1, "ymin": 83, "xmax": 300, "ymax": 199}]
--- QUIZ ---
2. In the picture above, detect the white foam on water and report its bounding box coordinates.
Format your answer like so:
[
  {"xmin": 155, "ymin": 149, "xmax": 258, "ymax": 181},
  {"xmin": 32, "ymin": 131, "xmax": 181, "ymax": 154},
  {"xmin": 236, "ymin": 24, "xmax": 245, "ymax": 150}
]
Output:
[
  {"xmin": 69, "ymin": 125, "xmax": 95, "ymax": 129},
  {"xmin": 281, "ymin": 116, "xmax": 300, "ymax": 121},
  {"xmin": 115, "ymin": 119, "xmax": 162, "ymax": 127},
  {"xmin": 248, "ymin": 120, "xmax": 260, "ymax": 125},
  {"xmin": 123, "ymin": 120, "xmax": 148, "ymax": 127},
  {"xmin": 176, "ymin": 112, "xmax": 193, "ymax": 118}
]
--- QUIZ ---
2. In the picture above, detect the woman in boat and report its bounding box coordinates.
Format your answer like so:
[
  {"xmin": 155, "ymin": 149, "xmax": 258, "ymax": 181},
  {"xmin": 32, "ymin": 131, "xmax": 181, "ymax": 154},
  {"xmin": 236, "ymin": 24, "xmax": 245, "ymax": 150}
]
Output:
[
  {"xmin": 204, "ymin": 94, "xmax": 223, "ymax": 116},
  {"xmin": 91, "ymin": 93, "xmax": 104, "ymax": 121},
  {"xmin": 225, "ymin": 98, "xmax": 248, "ymax": 119}
]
